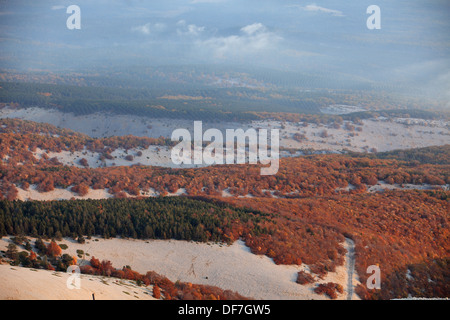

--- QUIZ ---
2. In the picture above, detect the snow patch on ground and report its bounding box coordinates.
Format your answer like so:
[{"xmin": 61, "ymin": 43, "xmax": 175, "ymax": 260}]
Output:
[
  {"xmin": 0, "ymin": 264, "xmax": 154, "ymax": 300},
  {"xmin": 2, "ymin": 107, "xmax": 449, "ymax": 155},
  {"xmin": 0, "ymin": 236, "xmax": 358, "ymax": 300},
  {"xmin": 320, "ymin": 105, "xmax": 366, "ymax": 115},
  {"xmin": 16, "ymin": 184, "xmax": 112, "ymax": 201}
]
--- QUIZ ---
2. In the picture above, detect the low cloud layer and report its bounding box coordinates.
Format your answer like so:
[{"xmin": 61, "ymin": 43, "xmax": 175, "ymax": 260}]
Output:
[
  {"xmin": 132, "ymin": 22, "xmax": 167, "ymax": 35},
  {"xmin": 303, "ymin": 4, "xmax": 344, "ymax": 17},
  {"xmin": 0, "ymin": 0, "xmax": 448, "ymax": 98},
  {"xmin": 198, "ymin": 23, "xmax": 282, "ymax": 61}
]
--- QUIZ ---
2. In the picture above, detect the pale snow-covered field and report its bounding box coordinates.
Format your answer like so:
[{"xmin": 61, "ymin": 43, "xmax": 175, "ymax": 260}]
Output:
[
  {"xmin": 320, "ymin": 105, "xmax": 367, "ymax": 115},
  {"xmin": 257, "ymin": 118, "xmax": 450, "ymax": 153},
  {"xmin": 335, "ymin": 181, "xmax": 449, "ymax": 194},
  {"xmin": 1, "ymin": 106, "xmax": 449, "ymax": 156},
  {"xmin": 0, "ymin": 236, "xmax": 360, "ymax": 300},
  {"xmin": 2, "ymin": 106, "xmax": 449, "ymax": 175},
  {"xmin": 32, "ymin": 146, "xmax": 204, "ymax": 169},
  {"xmin": 15, "ymin": 184, "xmax": 188, "ymax": 201},
  {"xmin": 0, "ymin": 263, "xmax": 155, "ymax": 300},
  {"xmin": 0, "ymin": 106, "xmax": 250, "ymax": 139},
  {"xmin": 16, "ymin": 184, "xmax": 113, "ymax": 201},
  {"xmin": 14, "ymin": 181, "xmax": 447, "ymax": 202},
  {"xmin": 366, "ymin": 181, "xmax": 449, "ymax": 193}
]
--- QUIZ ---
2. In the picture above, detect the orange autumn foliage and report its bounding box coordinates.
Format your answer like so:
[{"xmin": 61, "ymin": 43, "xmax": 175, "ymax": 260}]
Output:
[{"xmin": 46, "ymin": 241, "xmax": 62, "ymax": 257}]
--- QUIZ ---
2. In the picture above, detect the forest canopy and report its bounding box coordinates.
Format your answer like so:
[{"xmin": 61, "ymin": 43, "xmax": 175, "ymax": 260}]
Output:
[{"xmin": 0, "ymin": 197, "xmax": 270, "ymax": 243}]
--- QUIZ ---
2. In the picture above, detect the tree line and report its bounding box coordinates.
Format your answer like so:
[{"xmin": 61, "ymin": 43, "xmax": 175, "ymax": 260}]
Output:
[{"xmin": 0, "ymin": 197, "xmax": 269, "ymax": 243}]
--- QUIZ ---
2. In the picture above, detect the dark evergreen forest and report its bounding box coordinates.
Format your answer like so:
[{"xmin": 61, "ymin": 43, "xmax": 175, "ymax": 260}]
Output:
[{"xmin": 0, "ymin": 197, "xmax": 269, "ymax": 242}]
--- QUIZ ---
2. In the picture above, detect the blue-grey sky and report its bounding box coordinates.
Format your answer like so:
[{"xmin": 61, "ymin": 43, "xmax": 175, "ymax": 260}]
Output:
[{"xmin": 0, "ymin": 0, "xmax": 449, "ymax": 98}]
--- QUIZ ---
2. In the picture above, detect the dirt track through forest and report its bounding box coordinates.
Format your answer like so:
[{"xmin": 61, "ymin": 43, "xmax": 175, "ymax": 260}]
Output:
[{"xmin": 345, "ymin": 238, "xmax": 356, "ymax": 300}]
